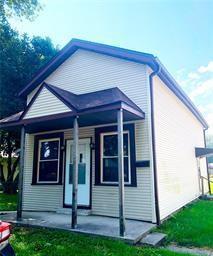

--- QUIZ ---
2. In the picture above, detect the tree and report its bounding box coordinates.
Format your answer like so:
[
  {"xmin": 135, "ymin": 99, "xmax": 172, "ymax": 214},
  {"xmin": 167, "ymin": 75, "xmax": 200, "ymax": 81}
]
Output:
[
  {"xmin": 0, "ymin": 131, "xmax": 20, "ymax": 193},
  {"xmin": 0, "ymin": 0, "xmax": 58, "ymax": 194},
  {"xmin": 0, "ymin": 0, "xmax": 41, "ymax": 21},
  {"xmin": 0, "ymin": 20, "xmax": 58, "ymax": 193},
  {"xmin": 0, "ymin": 22, "xmax": 58, "ymax": 118}
]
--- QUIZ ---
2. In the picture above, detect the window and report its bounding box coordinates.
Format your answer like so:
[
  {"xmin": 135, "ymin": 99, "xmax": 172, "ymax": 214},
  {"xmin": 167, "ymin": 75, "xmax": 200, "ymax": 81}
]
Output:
[
  {"xmin": 32, "ymin": 133, "xmax": 63, "ymax": 185},
  {"xmin": 101, "ymin": 132, "xmax": 131, "ymax": 184},
  {"xmin": 37, "ymin": 139, "xmax": 60, "ymax": 183},
  {"xmin": 95, "ymin": 124, "xmax": 136, "ymax": 186}
]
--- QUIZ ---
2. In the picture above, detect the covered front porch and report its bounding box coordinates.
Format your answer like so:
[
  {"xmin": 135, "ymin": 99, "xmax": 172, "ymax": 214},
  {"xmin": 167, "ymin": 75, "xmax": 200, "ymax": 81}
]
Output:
[
  {"xmin": 1, "ymin": 211, "xmax": 155, "ymax": 244},
  {"xmin": 0, "ymin": 83, "xmax": 149, "ymax": 239}
]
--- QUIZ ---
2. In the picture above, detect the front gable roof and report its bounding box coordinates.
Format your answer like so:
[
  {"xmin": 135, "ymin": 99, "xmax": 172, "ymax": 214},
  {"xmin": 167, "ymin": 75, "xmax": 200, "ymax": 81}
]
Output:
[
  {"xmin": 18, "ymin": 38, "xmax": 208, "ymax": 129},
  {"xmin": 22, "ymin": 84, "xmax": 73, "ymax": 120}
]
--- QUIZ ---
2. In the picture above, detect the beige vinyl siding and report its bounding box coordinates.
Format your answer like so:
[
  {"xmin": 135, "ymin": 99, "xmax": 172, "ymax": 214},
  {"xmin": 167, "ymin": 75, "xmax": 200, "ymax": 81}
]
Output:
[
  {"xmin": 23, "ymin": 121, "xmax": 153, "ymax": 221},
  {"xmin": 153, "ymin": 75, "xmax": 208, "ymax": 220},
  {"xmin": 22, "ymin": 133, "xmax": 63, "ymax": 211},
  {"xmin": 24, "ymin": 87, "xmax": 71, "ymax": 119},
  {"xmin": 27, "ymin": 86, "xmax": 41, "ymax": 105},
  {"xmin": 23, "ymin": 49, "xmax": 154, "ymax": 221}
]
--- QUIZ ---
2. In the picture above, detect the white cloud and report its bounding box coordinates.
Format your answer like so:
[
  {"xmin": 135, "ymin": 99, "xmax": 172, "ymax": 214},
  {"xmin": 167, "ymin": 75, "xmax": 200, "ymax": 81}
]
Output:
[
  {"xmin": 174, "ymin": 62, "xmax": 213, "ymax": 135},
  {"xmin": 190, "ymin": 78, "xmax": 213, "ymax": 99},
  {"xmin": 205, "ymin": 113, "xmax": 213, "ymax": 135},
  {"xmin": 198, "ymin": 103, "xmax": 213, "ymax": 114},
  {"xmin": 198, "ymin": 61, "xmax": 213, "ymax": 73},
  {"xmin": 176, "ymin": 68, "xmax": 186, "ymax": 76},
  {"xmin": 188, "ymin": 72, "xmax": 200, "ymax": 80}
]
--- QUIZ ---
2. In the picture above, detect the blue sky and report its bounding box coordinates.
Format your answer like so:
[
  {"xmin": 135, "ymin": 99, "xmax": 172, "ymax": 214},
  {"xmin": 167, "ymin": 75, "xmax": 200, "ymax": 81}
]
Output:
[{"xmin": 10, "ymin": 0, "xmax": 213, "ymax": 134}]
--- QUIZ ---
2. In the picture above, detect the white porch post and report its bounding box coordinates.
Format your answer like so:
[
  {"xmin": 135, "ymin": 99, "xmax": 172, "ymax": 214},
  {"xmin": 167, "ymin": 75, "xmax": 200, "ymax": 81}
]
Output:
[
  {"xmin": 72, "ymin": 116, "xmax": 79, "ymax": 229},
  {"xmin": 17, "ymin": 125, "xmax": 25, "ymax": 220},
  {"xmin": 117, "ymin": 108, "xmax": 126, "ymax": 236},
  {"xmin": 196, "ymin": 158, "xmax": 202, "ymax": 194}
]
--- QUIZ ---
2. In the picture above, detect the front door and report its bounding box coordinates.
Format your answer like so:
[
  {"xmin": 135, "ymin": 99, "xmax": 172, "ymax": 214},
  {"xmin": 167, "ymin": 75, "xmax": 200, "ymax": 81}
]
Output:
[{"xmin": 64, "ymin": 138, "xmax": 91, "ymax": 207}]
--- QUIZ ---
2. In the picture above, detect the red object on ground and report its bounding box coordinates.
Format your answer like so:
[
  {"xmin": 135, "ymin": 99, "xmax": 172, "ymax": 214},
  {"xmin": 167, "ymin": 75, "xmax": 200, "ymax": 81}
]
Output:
[{"xmin": 0, "ymin": 222, "xmax": 11, "ymax": 243}]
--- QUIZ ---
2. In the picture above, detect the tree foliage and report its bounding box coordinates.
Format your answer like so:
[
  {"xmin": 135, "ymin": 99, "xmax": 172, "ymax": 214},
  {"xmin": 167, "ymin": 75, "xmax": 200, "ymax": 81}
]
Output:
[
  {"xmin": 0, "ymin": 8, "xmax": 58, "ymax": 192},
  {"xmin": 0, "ymin": 22, "xmax": 58, "ymax": 119},
  {"xmin": 0, "ymin": 0, "xmax": 41, "ymax": 21}
]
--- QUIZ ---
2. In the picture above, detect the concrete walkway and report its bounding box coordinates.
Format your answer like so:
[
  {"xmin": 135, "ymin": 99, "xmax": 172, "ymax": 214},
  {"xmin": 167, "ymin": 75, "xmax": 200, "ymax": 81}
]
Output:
[
  {"xmin": 166, "ymin": 245, "xmax": 213, "ymax": 256},
  {"xmin": 0, "ymin": 211, "xmax": 155, "ymax": 244}
]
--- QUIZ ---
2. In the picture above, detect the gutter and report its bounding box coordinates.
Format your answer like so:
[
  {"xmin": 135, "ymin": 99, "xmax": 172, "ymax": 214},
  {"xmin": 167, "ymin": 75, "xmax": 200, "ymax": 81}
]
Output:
[{"xmin": 149, "ymin": 61, "xmax": 161, "ymax": 225}]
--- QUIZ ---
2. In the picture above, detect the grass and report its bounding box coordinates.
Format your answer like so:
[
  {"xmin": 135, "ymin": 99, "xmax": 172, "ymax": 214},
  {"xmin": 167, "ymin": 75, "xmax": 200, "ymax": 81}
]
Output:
[
  {"xmin": 0, "ymin": 192, "xmax": 17, "ymax": 211},
  {"xmin": 10, "ymin": 226, "xmax": 193, "ymax": 256},
  {"xmin": 1, "ymin": 192, "xmax": 212, "ymax": 252},
  {"xmin": 157, "ymin": 200, "xmax": 213, "ymax": 248}
]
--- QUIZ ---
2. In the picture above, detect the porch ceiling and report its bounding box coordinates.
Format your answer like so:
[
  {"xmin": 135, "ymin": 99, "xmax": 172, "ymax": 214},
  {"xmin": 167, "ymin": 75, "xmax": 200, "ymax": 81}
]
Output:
[{"xmin": 1, "ymin": 108, "xmax": 143, "ymax": 133}]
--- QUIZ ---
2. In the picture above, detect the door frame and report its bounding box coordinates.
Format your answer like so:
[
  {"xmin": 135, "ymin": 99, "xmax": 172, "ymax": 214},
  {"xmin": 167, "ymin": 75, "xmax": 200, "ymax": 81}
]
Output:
[{"xmin": 63, "ymin": 137, "xmax": 92, "ymax": 209}]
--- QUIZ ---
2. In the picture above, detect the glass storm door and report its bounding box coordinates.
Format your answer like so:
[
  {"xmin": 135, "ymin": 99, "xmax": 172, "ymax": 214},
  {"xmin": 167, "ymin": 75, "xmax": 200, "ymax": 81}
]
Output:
[{"xmin": 64, "ymin": 138, "xmax": 91, "ymax": 207}]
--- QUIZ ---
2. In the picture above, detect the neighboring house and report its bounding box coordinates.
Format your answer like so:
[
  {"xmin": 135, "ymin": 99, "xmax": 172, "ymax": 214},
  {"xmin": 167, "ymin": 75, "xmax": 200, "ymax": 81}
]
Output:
[
  {"xmin": 0, "ymin": 39, "xmax": 211, "ymax": 227},
  {"xmin": 209, "ymin": 163, "xmax": 213, "ymax": 175}
]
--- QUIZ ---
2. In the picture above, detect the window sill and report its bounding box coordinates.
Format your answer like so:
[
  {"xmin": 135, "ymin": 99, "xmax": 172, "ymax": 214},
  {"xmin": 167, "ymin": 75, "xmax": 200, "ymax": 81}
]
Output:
[
  {"xmin": 31, "ymin": 182, "xmax": 63, "ymax": 186},
  {"xmin": 94, "ymin": 183, "xmax": 137, "ymax": 187}
]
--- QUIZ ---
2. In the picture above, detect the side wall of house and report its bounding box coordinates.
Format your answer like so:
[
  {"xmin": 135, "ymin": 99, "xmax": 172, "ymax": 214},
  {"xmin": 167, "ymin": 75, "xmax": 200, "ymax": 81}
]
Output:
[
  {"xmin": 153, "ymin": 75, "xmax": 208, "ymax": 220},
  {"xmin": 23, "ymin": 50, "xmax": 155, "ymax": 222}
]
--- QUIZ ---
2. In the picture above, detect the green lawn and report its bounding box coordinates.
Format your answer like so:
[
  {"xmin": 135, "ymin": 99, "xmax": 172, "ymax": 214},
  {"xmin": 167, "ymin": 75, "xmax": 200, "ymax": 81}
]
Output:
[
  {"xmin": 10, "ymin": 226, "xmax": 192, "ymax": 256},
  {"xmin": 0, "ymin": 192, "xmax": 17, "ymax": 211},
  {"xmin": 1, "ymin": 194, "xmax": 212, "ymax": 253},
  {"xmin": 157, "ymin": 200, "xmax": 213, "ymax": 248}
]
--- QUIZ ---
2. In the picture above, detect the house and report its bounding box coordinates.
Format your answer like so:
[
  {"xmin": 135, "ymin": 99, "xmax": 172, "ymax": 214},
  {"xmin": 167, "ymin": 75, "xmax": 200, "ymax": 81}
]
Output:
[
  {"xmin": 209, "ymin": 163, "xmax": 213, "ymax": 175},
  {"xmin": 0, "ymin": 39, "xmax": 211, "ymax": 236}
]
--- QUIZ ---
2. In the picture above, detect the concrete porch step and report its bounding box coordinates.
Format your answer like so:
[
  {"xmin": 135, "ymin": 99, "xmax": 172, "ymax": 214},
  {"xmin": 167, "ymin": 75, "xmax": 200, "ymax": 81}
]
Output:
[{"xmin": 139, "ymin": 232, "xmax": 167, "ymax": 246}]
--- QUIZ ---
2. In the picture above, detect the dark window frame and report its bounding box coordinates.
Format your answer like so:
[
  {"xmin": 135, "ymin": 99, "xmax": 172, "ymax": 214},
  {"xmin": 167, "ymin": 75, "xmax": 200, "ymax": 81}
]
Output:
[
  {"xmin": 32, "ymin": 132, "xmax": 64, "ymax": 185},
  {"xmin": 95, "ymin": 124, "xmax": 137, "ymax": 187},
  {"xmin": 100, "ymin": 131, "xmax": 131, "ymax": 184}
]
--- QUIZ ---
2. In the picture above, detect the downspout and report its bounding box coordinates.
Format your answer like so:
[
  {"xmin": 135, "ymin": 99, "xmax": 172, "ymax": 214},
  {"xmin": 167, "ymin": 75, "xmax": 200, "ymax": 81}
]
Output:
[{"xmin": 149, "ymin": 60, "xmax": 161, "ymax": 225}]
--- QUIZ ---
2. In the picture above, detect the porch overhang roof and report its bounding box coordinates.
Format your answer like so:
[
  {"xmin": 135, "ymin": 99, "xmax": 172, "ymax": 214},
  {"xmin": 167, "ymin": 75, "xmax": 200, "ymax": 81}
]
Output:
[
  {"xmin": 195, "ymin": 147, "xmax": 213, "ymax": 158},
  {"xmin": 0, "ymin": 84, "xmax": 145, "ymax": 133}
]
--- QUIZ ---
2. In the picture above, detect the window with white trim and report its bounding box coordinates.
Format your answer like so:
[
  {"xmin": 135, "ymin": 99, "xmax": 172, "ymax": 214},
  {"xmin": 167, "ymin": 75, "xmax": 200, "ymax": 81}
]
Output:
[
  {"xmin": 100, "ymin": 131, "xmax": 131, "ymax": 184},
  {"xmin": 37, "ymin": 138, "xmax": 60, "ymax": 183}
]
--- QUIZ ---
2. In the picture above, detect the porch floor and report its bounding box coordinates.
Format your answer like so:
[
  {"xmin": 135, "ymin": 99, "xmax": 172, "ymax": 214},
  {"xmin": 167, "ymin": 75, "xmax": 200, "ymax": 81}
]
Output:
[{"xmin": 1, "ymin": 211, "xmax": 155, "ymax": 244}]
